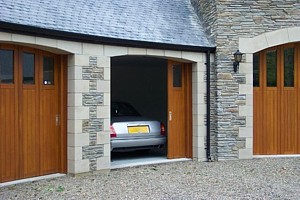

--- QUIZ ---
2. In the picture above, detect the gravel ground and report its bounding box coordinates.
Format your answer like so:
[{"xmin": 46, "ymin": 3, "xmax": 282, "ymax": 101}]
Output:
[{"xmin": 1, "ymin": 158, "xmax": 300, "ymax": 199}]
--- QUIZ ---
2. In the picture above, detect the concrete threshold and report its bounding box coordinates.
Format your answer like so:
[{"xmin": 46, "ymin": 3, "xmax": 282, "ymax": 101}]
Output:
[
  {"xmin": 254, "ymin": 154, "xmax": 300, "ymax": 159},
  {"xmin": 111, "ymin": 157, "xmax": 192, "ymax": 169},
  {"xmin": 0, "ymin": 173, "xmax": 66, "ymax": 188}
]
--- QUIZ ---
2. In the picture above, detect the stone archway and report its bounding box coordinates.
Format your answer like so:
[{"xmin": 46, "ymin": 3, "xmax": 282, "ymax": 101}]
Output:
[{"xmin": 240, "ymin": 27, "xmax": 300, "ymax": 54}]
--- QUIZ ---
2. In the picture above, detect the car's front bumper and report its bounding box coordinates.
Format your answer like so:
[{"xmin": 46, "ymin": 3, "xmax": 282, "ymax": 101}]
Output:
[{"xmin": 111, "ymin": 136, "xmax": 166, "ymax": 151}]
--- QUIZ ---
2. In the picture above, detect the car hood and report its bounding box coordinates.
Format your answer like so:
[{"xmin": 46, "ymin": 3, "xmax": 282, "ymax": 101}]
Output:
[{"xmin": 111, "ymin": 116, "xmax": 156, "ymax": 124}]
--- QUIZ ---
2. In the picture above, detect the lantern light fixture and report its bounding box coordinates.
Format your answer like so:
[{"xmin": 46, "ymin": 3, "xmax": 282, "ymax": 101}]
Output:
[{"xmin": 233, "ymin": 50, "xmax": 243, "ymax": 73}]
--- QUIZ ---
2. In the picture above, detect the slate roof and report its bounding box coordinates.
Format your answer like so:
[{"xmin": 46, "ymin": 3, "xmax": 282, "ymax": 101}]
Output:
[{"xmin": 0, "ymin": 0, "xmax": 214, "ymax": 49}]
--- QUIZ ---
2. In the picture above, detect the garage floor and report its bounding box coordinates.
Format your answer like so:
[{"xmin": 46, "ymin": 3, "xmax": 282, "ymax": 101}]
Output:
[{"xmin": 110, "ymin": 149, "xmax": 191, "ymax": 169}]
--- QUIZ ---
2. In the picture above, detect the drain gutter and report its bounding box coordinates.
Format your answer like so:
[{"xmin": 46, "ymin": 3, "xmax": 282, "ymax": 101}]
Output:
[{"xmin": 206, "ymin": 51, "xmax": 212, "ymax": 161}]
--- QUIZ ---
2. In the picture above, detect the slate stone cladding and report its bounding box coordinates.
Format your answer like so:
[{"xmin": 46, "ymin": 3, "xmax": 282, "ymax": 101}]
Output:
[
  {"xmin": 205, "ymin": 61, "xmax": 218, "ymax": 159},
  {"xmin": 191, "ymin": 0, "xmax": 217, "ymax": 45},
  {"xmin": 192, "ymin": 0, "xmax": 218, "ymax": 160},
  {"xmin": 82, "ymin": 145, "xmax": 104, "ymax": 160},
  {"xmin": 192, "ymin": 0, "xmax": 300, "ymax": 160},
  {"xmin": 82, "ymin": 56, "xmax": 105, "ymax": 170}
]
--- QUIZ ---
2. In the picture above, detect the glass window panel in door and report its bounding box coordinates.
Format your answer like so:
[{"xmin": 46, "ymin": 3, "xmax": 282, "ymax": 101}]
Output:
[
  {"xmin": 22, "ymin": 52, "xmax": 35, "ymax": 84},
  {"xmin": 266, "ymin": 50, "xmax": 277, "ymax": 87},
  {"xmin": 43, "ymin": 56, "xmax": 54, "ymax": 85},
  {"xmin": 0, "ymin": 49, "xmax": 14, "ymax": 84},
  {"xmin": 173, "ymin": 64, "xmax": 182, "ymax": 87},
  {"xmin": 284, "ymin": 48, "xmax": 294, "ymax": 87},
  {"xmin": 253, "ymin": 53, "xmax": 260, "ymax": 87}
]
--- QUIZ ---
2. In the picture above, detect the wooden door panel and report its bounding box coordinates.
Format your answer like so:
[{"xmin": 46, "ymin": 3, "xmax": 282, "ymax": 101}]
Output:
[
  {"xmin": 40, "ymin": 89, "xmax": 59, "ymax": 174},
  {"xmin": 253, "ymin": 89, "xmax": 263, "ymax": 155},
  {"xmin": 280, "ymin": 91, "xmax": 297, "ymax": 154},
  {"xmin": 185, "ymin": 66, "xmax": 192, "ymax": 158},
  {"xmin": 21, "ymin": 89, "xmax": 40, "ymax": 178},
  {"xmin": 0, "ymin": 89, "xmax": 19, "ymax": 182},
  {"xmin": 297, "ymin": 44, "xmax": 300, "ymax": 154},
  {"xmin": 280, "ymin": 45, "xmax": 298, "ymax": 154},
  {"xmin": 39, "ymin": 54, "xmax": 59, "ymax": 174},
  {"xmin": 263, "ymin": 90, "xmax": 279, "ymax": 154},
  {"xmin": 0, "ymin": 46, "xmax": 65, "ymax": 183},
  {"xmin": 168, "ymin": 87, "xmax": 185, "ymax": 158},
  {"xmin": 167, "ymin": 61, "xmax": 192, "ymax": 159},
  {"xmin": 254, "ymin": 43, "xmax": 300, "ymax": 155},
  {"xmin": 167, "ymin": 63, "xmax": 184, "ymax": 158}
]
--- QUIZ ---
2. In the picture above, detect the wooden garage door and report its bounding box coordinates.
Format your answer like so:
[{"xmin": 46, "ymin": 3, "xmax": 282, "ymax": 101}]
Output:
[
  {"xmin": 167, "ymin": 61, "xmax": 192, "ymax": 159},
  {"xmin": 254, "ymin": 43, "xmax": 300, "ymax": 155},
  {"xmin": 0, "ymin": 44, "xmax": 66, "ymax": 183}
]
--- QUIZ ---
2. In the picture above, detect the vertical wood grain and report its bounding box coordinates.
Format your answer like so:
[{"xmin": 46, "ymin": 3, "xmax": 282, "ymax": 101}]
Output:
[
  {"xmin": 167, "ymin": 61, "xmax": 192, "ymax": 159},
  {"xmin": 39, "ymin": 53, "xmax": 59, "ymax": 174},
  {"xmin": 254, "ymin": 43, "xmax": 300, "ymax": 155},
  {"xmin": 0, "ymin": 45, "xmax": 19, "ymax": 183},
  {"xmin": 0, "ymin": 45, "xmax": 65, "ymax": 183}
]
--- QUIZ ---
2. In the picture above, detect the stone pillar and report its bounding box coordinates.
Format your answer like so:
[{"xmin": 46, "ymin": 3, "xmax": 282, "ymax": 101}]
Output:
[
  {"xmin": 67, "ymin": 47, "xmax": 111, "ymax": 174},
  {"xmin": 96, "ymin": 56, "xmax": 111, "ymax": 170},
  {"xmin": 192, "ymin": 61, "xmax": 207, "ymax": 161},
  {"xmin": 68, "ymin": 55, "xmax": 90, "ymax": 174},
  {"xmin": 238, "ymin": 53, "xmax": 254, "ymax": 159}
]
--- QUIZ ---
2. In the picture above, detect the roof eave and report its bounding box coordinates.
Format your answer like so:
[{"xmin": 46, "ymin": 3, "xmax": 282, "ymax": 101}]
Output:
[{"xmin": 0, "ymin": 21, "xmax": 216, "ymax": 53}]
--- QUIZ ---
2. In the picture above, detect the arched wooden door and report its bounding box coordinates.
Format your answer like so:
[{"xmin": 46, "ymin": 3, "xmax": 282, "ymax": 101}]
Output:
[
  {"xmin": 254, "ymin": 42, "xmax": 300, "ymax": 155},
  {"xmin": 0, "ymin": 44, "xmax": 66, "ymax": 183}
]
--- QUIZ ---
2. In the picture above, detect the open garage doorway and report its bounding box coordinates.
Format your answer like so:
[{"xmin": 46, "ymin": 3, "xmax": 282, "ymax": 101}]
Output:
[{"xmin": 110, "ymin": 56, "xmax": 192, "ymax": 168}]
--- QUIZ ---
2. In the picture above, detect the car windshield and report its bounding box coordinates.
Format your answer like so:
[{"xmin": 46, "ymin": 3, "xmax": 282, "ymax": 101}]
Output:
[{"xmin": 111, "ymin": 102, "xmax": 141, "ymax": 117}]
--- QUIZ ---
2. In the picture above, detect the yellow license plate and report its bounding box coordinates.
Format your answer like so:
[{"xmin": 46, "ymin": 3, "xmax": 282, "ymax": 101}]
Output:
[{"xmin": 128, "ymin": 126, "xmax": 149, "ymax": 134}]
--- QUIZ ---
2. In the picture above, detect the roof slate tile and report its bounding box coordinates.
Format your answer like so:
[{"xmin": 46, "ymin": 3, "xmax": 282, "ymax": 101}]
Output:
[{"xmin": 0, "ymin": 0, "xmax": 214, "ymax": 48}]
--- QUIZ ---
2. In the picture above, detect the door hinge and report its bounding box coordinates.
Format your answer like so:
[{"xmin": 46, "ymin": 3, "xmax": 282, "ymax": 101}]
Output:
[{"xmin": 169, "ymin": 111, "xmax": 172, "ymax": 121}]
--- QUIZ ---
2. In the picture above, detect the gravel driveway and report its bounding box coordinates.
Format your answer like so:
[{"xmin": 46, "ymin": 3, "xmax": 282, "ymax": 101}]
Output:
[{"xmin": 1, "ymin": 158, "xmax": 299, "ymax": 199}]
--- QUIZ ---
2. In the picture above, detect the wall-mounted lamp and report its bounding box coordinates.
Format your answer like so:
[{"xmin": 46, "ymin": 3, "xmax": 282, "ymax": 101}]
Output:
[{"xmin": 233, "ymin": 50, "xmax": 243, "ymax": 73}]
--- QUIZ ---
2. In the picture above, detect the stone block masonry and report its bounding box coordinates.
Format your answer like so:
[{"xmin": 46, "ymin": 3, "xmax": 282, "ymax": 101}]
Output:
[
  {"xmin": 81, "ymin": 56, "xmax": 106, "ymax": 171},
  {"xmin": 191, "ymin": 0, "xmax": 300, "ymax": 160}
]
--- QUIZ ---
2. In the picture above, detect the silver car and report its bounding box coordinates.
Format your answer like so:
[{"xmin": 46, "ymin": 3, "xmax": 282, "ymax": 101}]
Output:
[{"xmin": 110, "ymin": 102, "xmax": 167, "ymax": 152}]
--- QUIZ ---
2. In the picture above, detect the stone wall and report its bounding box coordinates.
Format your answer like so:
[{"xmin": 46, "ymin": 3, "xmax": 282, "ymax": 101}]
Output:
[
  {"xmin": 204, "ymin": 58, "xmax": 218, "ymax": 160},
  {"xmin": 191, "ymin": 0, "xmax": 217, "ymax": 44},
  {"xmin": 191, "ymin": 0, "xmax": 300, "ymax": 160},
  {"xmin": 191, "ymin": 0, "xmax": 218, "ymax": 160},
  {"xmin": 81, "ymin": 56, "xmax": 105, "ymax": 171}
]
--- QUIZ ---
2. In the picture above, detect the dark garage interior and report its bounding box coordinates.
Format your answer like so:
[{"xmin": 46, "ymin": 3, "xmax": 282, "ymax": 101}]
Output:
[{"xmin": 111, "ymin": 56, "xmax": 168, "ymax": 164}]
